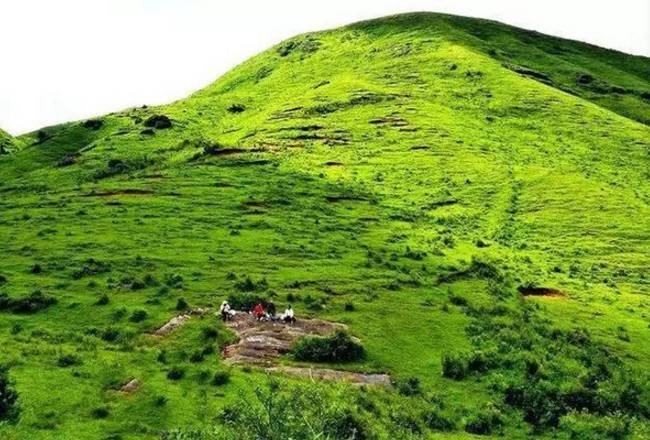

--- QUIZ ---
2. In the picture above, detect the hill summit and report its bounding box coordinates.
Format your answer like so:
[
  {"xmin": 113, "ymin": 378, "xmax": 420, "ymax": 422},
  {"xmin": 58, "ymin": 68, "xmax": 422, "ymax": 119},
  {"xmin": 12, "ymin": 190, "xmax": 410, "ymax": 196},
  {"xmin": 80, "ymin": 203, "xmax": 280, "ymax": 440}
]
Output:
[{"xmin": 0, "ymin": 12, "xmax": 649, "ymax": 440}]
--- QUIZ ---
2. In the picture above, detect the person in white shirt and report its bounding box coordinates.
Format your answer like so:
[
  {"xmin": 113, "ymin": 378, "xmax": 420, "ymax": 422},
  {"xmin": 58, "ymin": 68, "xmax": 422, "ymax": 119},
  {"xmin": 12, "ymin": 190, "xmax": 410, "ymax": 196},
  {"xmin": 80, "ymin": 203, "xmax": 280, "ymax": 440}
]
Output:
[
  {"xmin": 281, "ymin": 305, "xmax": 295, "ymax": 324},
  {"xmin": 219, "ymin": 300, "xmax": 234, "ymax": 321}
]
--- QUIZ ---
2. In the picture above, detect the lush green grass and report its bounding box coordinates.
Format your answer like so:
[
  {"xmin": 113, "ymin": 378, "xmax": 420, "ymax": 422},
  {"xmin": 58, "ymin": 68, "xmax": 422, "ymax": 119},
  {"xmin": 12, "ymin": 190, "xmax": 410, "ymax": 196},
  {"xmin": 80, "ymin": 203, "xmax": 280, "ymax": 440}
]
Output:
[
  {"xmin": 1, "ymin": 11, "xmax": 649, "ymax": 439},
  {"xmin": 0, "ymin": 128, "xmax": 18, "ymax": 154}
]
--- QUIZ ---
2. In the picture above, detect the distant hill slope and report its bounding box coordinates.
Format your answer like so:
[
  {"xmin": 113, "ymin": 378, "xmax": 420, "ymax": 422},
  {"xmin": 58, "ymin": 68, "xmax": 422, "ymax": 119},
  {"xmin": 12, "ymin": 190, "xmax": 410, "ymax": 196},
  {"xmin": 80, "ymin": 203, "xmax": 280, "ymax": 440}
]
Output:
[
  {"xmin": 1, "ymin": 12, "xmax": 649, "ymax": 440},
  {"xmin": 0, "ymin": 127, "xmax": 17, "ymax": 154}
]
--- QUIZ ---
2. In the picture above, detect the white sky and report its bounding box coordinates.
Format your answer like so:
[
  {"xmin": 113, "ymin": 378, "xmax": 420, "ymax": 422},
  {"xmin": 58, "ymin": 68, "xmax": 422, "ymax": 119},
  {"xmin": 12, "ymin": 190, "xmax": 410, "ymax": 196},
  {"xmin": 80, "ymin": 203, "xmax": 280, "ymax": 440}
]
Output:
[{"xmin": 1, "ymin": 0, "xmax": 648, "ymax": 135}]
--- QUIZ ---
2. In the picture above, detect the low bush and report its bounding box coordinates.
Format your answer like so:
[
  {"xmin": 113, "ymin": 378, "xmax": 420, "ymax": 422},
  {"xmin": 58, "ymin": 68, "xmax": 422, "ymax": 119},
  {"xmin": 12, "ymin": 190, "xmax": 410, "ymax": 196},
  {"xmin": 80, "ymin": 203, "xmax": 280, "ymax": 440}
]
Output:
[
  {"xmin": 212, "ymin": 371, "xmax": 230, "ymax": 386},
  {"xmin": 0, "ymin": 290, "xmax": 57, "ymax": 314},
  {"xmin": 394, "ymin": 376, "xmax": 422, "ymax": 396},
  {"xmin": 57, "ymin": 354, "xmax": 82, "ymax": 368},
  {"xmin": 129, "ymin": 309, "xmax": 148, "ymax": 323},
  {"xmin": 464, "ymin": 404, "xmax": 503, "ymax": 435},
  {"xmin": 227, "ymin": 292, "xmax": 265, "ymax": 311},
  {"xmin": 233, "ymin": 276, "xmax": 268, "ymax": 292},
  {"xmin": 201, "ymin": 327, "xmax": 219, "ymax": 340},
  {"xmin": 176, "ymin": 298, "xmax": 189, "ymax": 311},
  {"xmin": 189, "ymin": 351, "xmax": 205, "ymax": 363},
  {"xmin": 167, "ymin": 366, "xmax": 185, "ymax": 381},
  {"xmin": 95, "ymin": 294, "xmax": 110, "ymax": 306},
  {"xmin": 91, "ymin": 407, "xmax": 109, "ymax": 419},
  {"xmin": 72, "ymin": 258, "xmax": 109, "ymax": 279},
  {"xmin": 441, "ymin": 352, "xmax": 468, "ymax": 380},
  {"xmin": 293, "ymin": 331, "xmax": 364, "ymax": 363},
  {"xmin": 560, "ymin": 411, "xmax": 631, "ymax": 440},
  {"xmin": 227, "ymin": 104, "xmax": 246, "ymax": 113},
  {"xmin": 101, "ymin": 327, "xmax": 120, "ymax": 342},
  {"xmin": 449, "ymin": 295, "xmax": 468, "ymax": 307},
  {"xmin": 0, "ymin": 365, "xmax": 19, "ymax": 422},
  {"xmin": 422, "ymin": 409, "xmax": 455, "ymax": 431}
]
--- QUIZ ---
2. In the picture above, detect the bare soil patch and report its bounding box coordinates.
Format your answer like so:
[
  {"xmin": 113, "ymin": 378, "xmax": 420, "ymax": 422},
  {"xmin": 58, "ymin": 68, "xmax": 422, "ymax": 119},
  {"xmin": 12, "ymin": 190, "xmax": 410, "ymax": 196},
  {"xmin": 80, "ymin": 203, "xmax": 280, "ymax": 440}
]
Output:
[
  {"xmin": 519, "ymin": 286, "xmax": 566, "ymax": 298},
  {"xmin": 83, "ymin": 189, "xmax": 154, "ymax": 197}
]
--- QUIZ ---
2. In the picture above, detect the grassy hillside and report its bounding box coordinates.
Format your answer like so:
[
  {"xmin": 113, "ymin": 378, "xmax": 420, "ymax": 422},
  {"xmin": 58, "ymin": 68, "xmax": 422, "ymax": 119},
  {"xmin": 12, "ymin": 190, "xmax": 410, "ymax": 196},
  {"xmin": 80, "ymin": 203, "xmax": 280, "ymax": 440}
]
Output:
[
  {"xmin": 0, "ymin": 12, "xmax": 649, "ymax": 440},
  {"xmin": 0, "ymin": 128, "xmax": 18, "ymax": 154}
]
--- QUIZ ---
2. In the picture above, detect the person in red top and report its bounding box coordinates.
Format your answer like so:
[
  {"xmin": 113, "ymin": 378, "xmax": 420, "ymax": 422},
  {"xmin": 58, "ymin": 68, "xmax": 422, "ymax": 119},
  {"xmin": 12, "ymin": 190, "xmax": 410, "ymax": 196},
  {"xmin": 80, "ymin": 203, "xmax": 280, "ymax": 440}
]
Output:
[{"xmin": 252, "ymin": 302, "xmax": 266, "ymax": 321}]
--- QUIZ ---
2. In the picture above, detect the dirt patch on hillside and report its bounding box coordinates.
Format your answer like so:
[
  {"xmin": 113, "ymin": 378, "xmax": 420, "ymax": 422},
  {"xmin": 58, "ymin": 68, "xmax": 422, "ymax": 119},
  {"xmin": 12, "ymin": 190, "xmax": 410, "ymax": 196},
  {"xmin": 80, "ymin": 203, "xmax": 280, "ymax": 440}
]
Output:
[
  {"xmin": 519, "ymin": 286, "xmax": 566, "ymax": 298},
  {"xmin": 223, "ymin": 314, "xmax": 390, "ymax": 386},
  {"xmin": 325, "ymin": 195, "xmax": 367, "ymax": 203},
  {"xmin": 83, "ymin": 189, "xmax": 154, "ymax": 197},
  {"xmin": 203, "ymin": 147, "xmax": 265, "ymax": 156}
]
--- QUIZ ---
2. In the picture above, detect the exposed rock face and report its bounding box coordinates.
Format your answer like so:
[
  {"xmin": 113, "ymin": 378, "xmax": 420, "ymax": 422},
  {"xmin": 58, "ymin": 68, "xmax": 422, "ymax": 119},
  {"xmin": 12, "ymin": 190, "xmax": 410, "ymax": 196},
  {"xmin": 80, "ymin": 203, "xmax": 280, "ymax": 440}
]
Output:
[
  {"xmin": 223, "ymin": 313, "xmax": 391, "ymax": 386},
  {"xmin": 153, "ymin": 308, "xmax": 209, "ymax": 337},
  {"xmin": 266, "ymin": 366, "xmax": 392, "ymax": 386},
  {"xmin": 222, "ymin": 313, "xmax": 346, "ymax": 366},
  {"xmin": 120, "ymin": 378, "xmax": 141, "ymax": 393}
]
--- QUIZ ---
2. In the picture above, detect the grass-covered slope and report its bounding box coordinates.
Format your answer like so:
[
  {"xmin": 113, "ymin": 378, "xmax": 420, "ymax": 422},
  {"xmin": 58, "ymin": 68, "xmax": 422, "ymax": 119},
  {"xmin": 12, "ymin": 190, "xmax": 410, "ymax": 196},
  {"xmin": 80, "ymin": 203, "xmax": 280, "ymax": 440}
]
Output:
[
  {"xmin": 0, "ymin": 128, "xmax": 18, "ymax": 154},
  {"xmin": 1, "ymin": 12, "xmax": 649, "ymax": 440}
]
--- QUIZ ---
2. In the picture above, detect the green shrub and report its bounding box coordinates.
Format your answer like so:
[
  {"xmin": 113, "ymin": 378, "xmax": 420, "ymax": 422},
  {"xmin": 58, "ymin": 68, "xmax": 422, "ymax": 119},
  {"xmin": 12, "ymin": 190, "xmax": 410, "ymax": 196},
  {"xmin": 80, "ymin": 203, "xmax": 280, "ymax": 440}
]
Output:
[
  {"xmin": 129, "ymin": 309, "xmax": 148, "ymax": 323},
  {"xmin": 0, "ymin": 290, "xmax": 57, "ymax": 314},
  {"xmin": 167, "ymin": 367, "xmax": 185, "ymax": 381},
  {"xmin": 449, "ymin": 294, "xmax": 468, "ymax": 306},
  {"xmin": 293, "ymin": 331, "xmax": 364, "ymax": 363},
  {"xmin": 227, "ymin": 292, "xmax": 265, "ymax": 311},
  {"xmin": 422, "ymin": 409, "xmax": 455, "ymax": 431},
  {"xmin": 201, "ymin": 327, "xmax": 219, "ymax": 340},
  {"xmin": 91, "ymin": 406, "xmax": 109, "ymax": 419},
  {"xmin": 95, "ymin": 294, "xmax": 110, "ymax": 306},
  {"xmin": 442, "ymin": 353, "xmax": 468, "ymax": 380},
  {"xmin": 189, "ymin": 351, "xmax": 205, "ymax": 363},
  {"xmin": 0, "ymin": 365, "xmax": 19, "ymax": 422},
  {"xmin": 395, "ymin": 376, "xmax": 422, "ymax": 396},
  {"xmin": 560, "ymin": 411, "xmax": 631, "ymax": 440},
  {"xmin": 233, "ymin": 276, "xmax": 268, "ymax": 292},
  {"xmin": 212, "ymin": 371, "xmax": 230, "ymax": 386},
  {"xmin": 465, "ymin": 404, "xmax": 503, "ymax": 435},
  {"xmin": 57, "ymin": 354, "xmax": 82, "ymax": 368},
  {"xmin": 176, "ymin": 298, "xmax": 189, "ymax": 311},
  {"xmin": 101, "ymin": 327, "xmax": 120, "ymax": 342}
]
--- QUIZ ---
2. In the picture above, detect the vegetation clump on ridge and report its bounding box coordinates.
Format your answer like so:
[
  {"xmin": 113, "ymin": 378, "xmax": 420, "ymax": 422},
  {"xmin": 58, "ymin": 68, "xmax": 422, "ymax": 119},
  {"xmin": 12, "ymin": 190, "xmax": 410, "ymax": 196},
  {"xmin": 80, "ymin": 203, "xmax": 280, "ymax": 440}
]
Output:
[{"xmin": 0, "ymin": 11, "xmax": 649, "ymax": 440}]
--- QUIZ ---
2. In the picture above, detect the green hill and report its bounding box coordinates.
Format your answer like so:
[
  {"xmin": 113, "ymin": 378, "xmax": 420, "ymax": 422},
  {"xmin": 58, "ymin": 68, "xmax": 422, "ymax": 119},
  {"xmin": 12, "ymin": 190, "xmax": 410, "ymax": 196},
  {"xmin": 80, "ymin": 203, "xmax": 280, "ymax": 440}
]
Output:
[
  {"xmin": 1, "ymin": 12, "xmax": 649, "ymax": 440},
  {"xmin": 0, "ymin": 128, "xmax": 17, "ymax": 154}
]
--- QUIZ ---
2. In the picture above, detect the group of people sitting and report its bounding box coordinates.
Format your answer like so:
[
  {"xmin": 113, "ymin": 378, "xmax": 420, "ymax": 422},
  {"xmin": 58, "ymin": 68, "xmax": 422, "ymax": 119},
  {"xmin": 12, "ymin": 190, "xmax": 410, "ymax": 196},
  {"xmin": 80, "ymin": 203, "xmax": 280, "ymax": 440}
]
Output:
[{"xmin": 218, "ymin": 300, "xmax": 296, "ymax": 324}]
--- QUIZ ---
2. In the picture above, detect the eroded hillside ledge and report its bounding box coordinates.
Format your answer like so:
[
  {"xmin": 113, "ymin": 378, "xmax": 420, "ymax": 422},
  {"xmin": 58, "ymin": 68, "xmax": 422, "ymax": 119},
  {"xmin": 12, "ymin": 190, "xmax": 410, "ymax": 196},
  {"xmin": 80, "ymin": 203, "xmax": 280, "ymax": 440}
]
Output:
[{"xmin": 223, "ymin": 313, "xmax": 391, "ymax": 386}]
